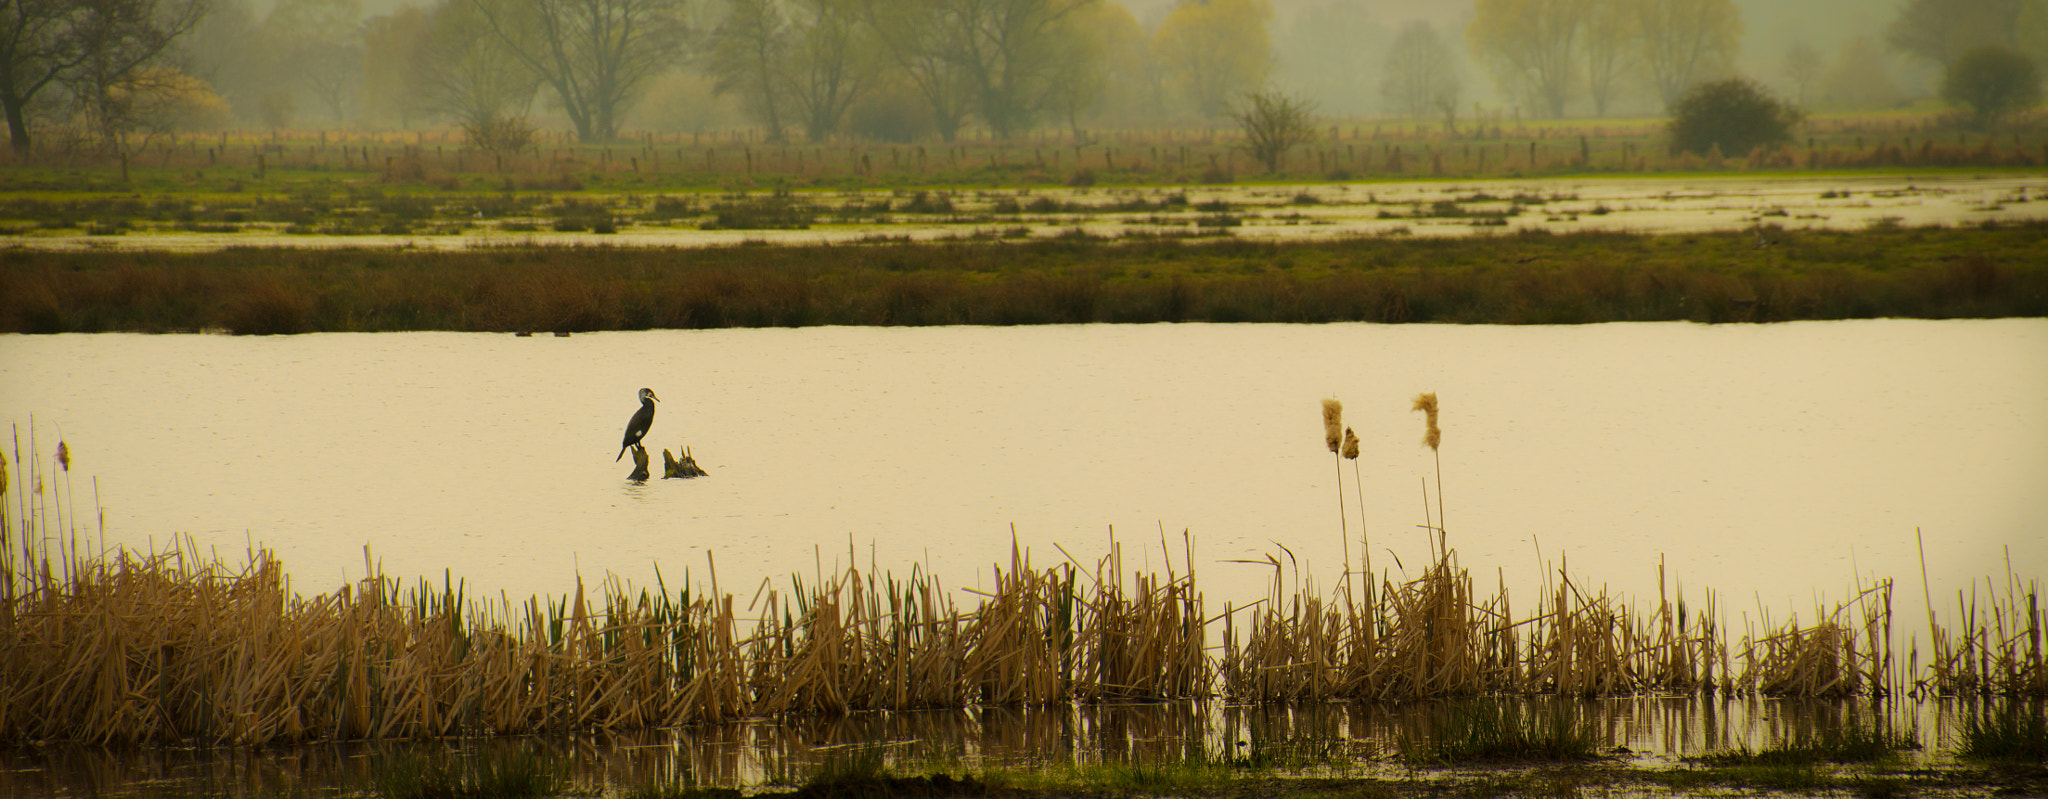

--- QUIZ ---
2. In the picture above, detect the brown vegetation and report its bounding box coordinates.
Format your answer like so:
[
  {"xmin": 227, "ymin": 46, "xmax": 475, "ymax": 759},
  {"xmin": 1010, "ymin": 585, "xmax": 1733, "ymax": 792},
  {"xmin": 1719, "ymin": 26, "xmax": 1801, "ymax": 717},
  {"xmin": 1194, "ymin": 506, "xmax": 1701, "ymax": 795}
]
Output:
[{"xmin": 4, "ymin": 223, "xmax": 2045, "ymax": 334}]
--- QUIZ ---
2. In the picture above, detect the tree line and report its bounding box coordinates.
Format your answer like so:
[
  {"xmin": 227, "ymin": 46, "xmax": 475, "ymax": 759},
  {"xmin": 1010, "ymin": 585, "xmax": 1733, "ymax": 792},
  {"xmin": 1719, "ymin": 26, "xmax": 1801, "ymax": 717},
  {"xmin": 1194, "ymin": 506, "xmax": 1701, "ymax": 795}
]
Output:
[{"xmin": 1, "ymin": 0, "xmax": 2040, "ymax": 160}]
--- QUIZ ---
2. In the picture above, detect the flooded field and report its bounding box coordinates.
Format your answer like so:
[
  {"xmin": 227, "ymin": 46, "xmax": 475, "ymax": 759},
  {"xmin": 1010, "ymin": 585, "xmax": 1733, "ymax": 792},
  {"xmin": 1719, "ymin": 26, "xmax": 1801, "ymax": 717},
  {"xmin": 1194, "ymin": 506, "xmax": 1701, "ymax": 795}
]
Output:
[{"xmin": 7, "ymin": 173, "xmax": 2045, "ymax": 251}]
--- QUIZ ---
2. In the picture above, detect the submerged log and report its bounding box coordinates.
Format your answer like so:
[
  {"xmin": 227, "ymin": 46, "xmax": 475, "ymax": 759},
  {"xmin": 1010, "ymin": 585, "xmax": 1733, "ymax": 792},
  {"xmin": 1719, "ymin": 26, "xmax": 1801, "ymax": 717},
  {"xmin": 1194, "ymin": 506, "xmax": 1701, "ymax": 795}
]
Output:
[
  {"xmin": 628, "ymin": 444, "xmax": 650, "ymax": 481},
  {"xmin": 664, "ymin": 447, "xmax": 708, "ymax": 478}
]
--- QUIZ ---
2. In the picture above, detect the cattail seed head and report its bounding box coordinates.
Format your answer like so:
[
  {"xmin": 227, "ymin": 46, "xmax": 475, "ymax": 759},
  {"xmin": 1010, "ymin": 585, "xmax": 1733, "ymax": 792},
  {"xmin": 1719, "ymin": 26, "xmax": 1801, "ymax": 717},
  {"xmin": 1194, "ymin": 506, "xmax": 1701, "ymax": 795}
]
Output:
[
  {"xmin": 1412, "ymin": 393, "xmax": 1441, "ymax": 451},
  {"xmin": 1321, "ymin": 398, "xmax": 1343, "ymax": 453},
  {"xmin": 56, "ymin": 441, "xmax": 69, "ymax": 472},
  {"xmin": 1341, "ymin": 427, "xmax": 1360, "ymax": 459}
]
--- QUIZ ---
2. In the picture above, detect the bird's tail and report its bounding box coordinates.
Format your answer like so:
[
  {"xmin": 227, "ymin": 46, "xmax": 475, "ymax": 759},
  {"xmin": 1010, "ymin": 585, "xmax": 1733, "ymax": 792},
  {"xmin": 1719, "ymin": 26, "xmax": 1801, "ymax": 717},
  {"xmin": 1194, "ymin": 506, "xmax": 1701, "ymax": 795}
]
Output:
[{"xmin": 615, "ymin": 446, "xmax": 628, "ymax": 462}]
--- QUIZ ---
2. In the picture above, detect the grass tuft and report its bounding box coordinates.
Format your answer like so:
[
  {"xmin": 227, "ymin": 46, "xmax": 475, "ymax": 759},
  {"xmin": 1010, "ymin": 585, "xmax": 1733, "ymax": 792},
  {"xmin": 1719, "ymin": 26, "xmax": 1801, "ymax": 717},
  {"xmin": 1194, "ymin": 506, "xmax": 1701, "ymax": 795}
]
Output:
[
  {"xmin": 1398, "ymin": 699, "xmax": 1600, "ymax": 765},
  {"xmin": 1959, "ymin": 702, "xmax": 2048, "ymax": 761}
]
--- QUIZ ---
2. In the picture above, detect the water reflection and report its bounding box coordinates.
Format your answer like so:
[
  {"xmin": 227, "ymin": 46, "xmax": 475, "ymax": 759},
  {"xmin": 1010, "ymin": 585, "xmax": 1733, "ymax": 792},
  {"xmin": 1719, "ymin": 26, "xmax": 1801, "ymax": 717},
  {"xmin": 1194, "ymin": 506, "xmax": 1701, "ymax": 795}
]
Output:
[{"xmin": 0, "ymin": 698, "xmax": 1978, "ymax": 797}]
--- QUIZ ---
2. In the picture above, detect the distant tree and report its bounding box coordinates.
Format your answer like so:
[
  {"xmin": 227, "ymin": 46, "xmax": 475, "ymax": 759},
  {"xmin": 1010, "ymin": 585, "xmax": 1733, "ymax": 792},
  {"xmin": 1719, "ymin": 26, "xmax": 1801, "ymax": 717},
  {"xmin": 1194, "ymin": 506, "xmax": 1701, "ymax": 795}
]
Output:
[
  {"xmin": 100, "ymin": 66, "xmax": 231, "ymax": 144},
  {"xmin": 1885, "ymin": 0, "xmax": 2019, "ymax": 68},
  {"xmin": 1273, "ymin": 0, "xmax": 1388, "ymax": 118},
  {"xmin": 1231, "ymin": 89, "xmax": 1315, "ymax": 173},
  {"xmin": 1942, "ymin": 45, "xmax": 2043, "ymax": 129},
  {"xmin": 861, "ymin": 0, "xmax": 973, "ymax": 141},
  {"xmin": 1633, "ymin": 0, "xmax": 1742, "ymax": 110},
  {"xmin": 265, "ymin": 0, "xmax": 364, "ymax": 123},
  {"xmin": 1153, "ymin": 0, "xmax": 1272, "ymax": 120},
  {"xmin": 1, "ymin": 0, "xmax": 207, "ymax": 157},
  {"xmin": 1781, "ymin": 39, "xmax": 1821, "ymax": 106},
  {"xmin": 361, "ymin": 5, "xmax": 434, "ymax": 128},
  {"xmin": 782, "ymin": 0, "xmax": 881, "ymax": 143},
  {"xmin": 1467, "ymin": 0, "xmax": 1584, "ymax": 119},
  {"xmin": 1819, "ymin": 36, "xmax": 1904, "ymax": 108},
  {"xmin": 1581, "ymin": 0, "xmax": 1635, "ymax": 117},
  {"xmin": 710, "ymin": 0, "xmax": 791, "ymax": 141},
  {"xmin": 466, "ymin": 0, "xmax": 688, "ymax": 143},
  {"xmin": 416, "ymin": 0, "xmax": 539, "ymax": 152},
  {"xmin": 1667, "ymin": 77, "xmax": 1798, "ymax": 156},
  {"xmin": 1380, "ymin": 21, "xmax": 1461, "ymax": 131}
]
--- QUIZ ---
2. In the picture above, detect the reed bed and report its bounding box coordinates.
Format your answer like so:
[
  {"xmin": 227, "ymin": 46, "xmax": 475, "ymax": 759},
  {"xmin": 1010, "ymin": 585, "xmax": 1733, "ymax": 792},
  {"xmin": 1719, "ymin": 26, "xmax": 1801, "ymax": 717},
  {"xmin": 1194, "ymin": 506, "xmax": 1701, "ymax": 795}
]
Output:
[
  {"xmin": 2, "ymin": 426, "xmax": 2038, "ymax": 748},
  {"xmin": 6, "ymin": 223, "xmax": 2048, "ymax": 334}
]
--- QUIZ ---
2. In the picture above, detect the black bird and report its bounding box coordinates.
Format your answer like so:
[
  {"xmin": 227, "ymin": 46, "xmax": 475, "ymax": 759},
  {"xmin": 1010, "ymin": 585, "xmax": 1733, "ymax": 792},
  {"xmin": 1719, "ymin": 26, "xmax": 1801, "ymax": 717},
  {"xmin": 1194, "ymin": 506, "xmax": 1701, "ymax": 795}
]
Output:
[{"xmin": 616, "ymin": 387, "xmax": 659, "ymax": 461}]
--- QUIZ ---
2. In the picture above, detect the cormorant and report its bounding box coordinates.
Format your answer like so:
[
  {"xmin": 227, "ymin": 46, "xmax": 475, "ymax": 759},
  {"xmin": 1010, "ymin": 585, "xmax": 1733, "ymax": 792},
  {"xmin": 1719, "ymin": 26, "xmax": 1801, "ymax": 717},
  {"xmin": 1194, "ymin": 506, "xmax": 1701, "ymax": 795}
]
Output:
[{"xmin": 616, "ymin": 388, "xmax": 659, "ymax": 462}]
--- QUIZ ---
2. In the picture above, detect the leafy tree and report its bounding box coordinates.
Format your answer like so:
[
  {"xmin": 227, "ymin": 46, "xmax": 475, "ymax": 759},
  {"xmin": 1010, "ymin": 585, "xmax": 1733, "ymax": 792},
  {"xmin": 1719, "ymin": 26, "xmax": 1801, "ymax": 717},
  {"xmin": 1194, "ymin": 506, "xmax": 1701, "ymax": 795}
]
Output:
[
  {"xmin": 1886, "ymin": 0, "xmax": 2019, "ymax": 67},
  {"xmin": 1667, "ymin": 77, "xmax": 1798, "ymax": 157},
  {"xmin": 1153, "ymin": 0, "xmax": 1272, "ymax": 120},
  {"xmin": 1379, "ymin": 20, "xmax": 1461, "ymax": 131},
  {"xmin": 1633, "ymin": 0, "xmax": 1742, "ymax": 109},
  {"xmin": 466, "ymin": 0, "xmax": 688, "ymax": 143},
  {"xmin": 1, "ymin": 0, "xmax": 206, "ymax": 157},
  {"xmin": 1231, "ymin": 89, "xmax": 1314, "ymax": 173},
  {"xmin": 100, "ymin": 66, "xmax": 231, "ymax": 144},
  {"xmin": 1942, "ymin": 45, "xmax": 2042, "ymax": 129},
  {"xmin": 1467, "ymin": 0, "xmax": 1584, "ymax": 119}
]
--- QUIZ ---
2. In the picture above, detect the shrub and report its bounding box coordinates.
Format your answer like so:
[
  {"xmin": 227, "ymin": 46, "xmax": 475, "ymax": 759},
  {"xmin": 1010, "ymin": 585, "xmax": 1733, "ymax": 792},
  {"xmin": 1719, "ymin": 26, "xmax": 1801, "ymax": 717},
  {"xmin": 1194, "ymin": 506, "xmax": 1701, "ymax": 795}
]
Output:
[
  {"xmin": 1942, "ymin": 45, "xmax": 2044, "ymax": 130},
  {"xmin": 1668, "ymin": 78, "xmax": 1801, "ymax": 158},
  {"xmin": 1231, "ymin": 90, "xmax": 1319, "ymax": 173}
]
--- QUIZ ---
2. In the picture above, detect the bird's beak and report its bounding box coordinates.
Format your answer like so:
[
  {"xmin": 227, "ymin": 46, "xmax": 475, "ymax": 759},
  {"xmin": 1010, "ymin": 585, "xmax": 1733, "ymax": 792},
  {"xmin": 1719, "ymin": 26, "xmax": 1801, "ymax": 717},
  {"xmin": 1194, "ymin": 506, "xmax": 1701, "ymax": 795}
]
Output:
[{"xmin": 650, "ymin": 392, "xmax": 661, "ymax": 402}]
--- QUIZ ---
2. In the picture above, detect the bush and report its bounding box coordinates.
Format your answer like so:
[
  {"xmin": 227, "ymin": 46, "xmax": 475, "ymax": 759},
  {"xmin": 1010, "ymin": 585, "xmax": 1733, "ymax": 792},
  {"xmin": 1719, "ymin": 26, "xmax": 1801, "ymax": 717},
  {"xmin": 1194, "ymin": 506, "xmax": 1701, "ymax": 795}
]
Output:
[
  {"xmin": 1668, "ymin": 78, "xmax": 1801, "ymax": 158},
  {"xmin": 1943, "ymin": 45, "xmax": 2044, "ymax": 130}
]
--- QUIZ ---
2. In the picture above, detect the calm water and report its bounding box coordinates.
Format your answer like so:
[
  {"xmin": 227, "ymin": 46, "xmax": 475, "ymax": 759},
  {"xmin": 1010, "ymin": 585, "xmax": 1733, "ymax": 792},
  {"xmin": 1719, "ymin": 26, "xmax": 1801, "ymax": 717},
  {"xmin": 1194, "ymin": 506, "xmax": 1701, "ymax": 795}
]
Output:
[
  {"xmin": 0, "ymin": 697, "xmax": 1982, "ymax": 796},
  {"xmin": 2, "ymin": 321, "xmax": 2042, "ymax": 640}
]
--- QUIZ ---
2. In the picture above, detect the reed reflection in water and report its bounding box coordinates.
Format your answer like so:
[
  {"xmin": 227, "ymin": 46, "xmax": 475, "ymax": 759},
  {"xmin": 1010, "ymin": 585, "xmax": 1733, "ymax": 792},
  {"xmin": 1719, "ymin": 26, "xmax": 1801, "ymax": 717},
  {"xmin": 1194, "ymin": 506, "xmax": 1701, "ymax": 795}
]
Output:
[{"xmin": 0, "ymin": 697, "xmax": 1961, "ymax": 797}]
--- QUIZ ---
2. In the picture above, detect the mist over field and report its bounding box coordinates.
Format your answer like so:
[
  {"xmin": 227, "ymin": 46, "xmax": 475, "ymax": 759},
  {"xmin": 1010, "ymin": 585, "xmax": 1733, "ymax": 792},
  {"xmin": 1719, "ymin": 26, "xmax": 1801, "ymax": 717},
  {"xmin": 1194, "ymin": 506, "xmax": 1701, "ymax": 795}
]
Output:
[{"xmin": 5, "ymin": 0, "xmax": 2037, "ymax": 159}]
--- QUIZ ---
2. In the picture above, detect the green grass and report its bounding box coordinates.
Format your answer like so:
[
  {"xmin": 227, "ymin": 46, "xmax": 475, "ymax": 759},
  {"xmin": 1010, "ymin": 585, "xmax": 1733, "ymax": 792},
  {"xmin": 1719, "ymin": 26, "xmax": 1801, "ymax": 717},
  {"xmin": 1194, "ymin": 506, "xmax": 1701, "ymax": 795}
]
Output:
[
  {"xmin": 1690, "ymin": 720, "xmax": 1921, "ymax": 768},
  {"xmin": 369, "ymin": 750, "xmax": 564, "ymax": 799},
  {"xmin": 1959, "ymin": 702, "xmax": 2048, "ymax": 761},
  {"xmin": 1398, "ymin": 699, "xmax": 1601, "ymax": 765}
]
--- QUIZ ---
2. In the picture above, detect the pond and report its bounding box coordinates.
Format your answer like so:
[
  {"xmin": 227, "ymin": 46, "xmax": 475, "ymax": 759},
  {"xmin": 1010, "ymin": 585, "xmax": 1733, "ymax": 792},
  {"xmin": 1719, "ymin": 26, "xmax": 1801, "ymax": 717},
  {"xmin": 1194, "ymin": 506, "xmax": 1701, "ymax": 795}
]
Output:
[{"xmin": 2, "ymin": 320, "xmax": 2041, "ymax": 644}]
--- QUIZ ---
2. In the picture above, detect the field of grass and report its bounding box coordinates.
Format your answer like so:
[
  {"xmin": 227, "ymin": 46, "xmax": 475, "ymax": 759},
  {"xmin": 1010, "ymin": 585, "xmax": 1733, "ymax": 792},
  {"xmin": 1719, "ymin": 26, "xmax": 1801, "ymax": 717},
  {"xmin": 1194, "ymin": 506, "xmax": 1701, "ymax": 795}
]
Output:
[{"xmin": 3, "ymin": 221, "xmax": 2043, "ymax": 334}]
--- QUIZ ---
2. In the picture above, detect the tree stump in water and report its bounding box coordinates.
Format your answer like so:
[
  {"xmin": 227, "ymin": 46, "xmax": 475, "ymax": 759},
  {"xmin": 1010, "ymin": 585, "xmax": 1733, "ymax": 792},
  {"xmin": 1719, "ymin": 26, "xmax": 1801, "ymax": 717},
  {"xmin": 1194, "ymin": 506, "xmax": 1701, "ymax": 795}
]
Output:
[
  {"xmin": 627, "ymin": 444, "xmax": 651, "ymax": 481},
  {"xmin": 664, "ymin": 447, "xmax": 708, "ymax": 478}
]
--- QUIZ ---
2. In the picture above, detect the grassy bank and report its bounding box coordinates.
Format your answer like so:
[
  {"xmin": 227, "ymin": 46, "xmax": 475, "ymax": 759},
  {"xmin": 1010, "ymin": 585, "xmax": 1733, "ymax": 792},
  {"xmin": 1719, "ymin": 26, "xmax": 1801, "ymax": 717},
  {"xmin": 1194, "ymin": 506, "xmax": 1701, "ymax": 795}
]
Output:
[{"xmin": 4, "ymin": 222, "xmax": 2045, "ymax": 334}]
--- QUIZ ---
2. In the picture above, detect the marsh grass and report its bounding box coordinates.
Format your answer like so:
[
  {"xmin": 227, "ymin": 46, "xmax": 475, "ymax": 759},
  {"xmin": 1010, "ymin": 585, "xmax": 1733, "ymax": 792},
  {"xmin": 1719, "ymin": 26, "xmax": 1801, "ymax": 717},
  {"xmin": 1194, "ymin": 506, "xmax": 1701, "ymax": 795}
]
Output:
[
  {"xmin": 371, "ymin": 749, "xmax": 565, "ymax": 799},
  {"xmin": 1397, "ymin": 699, "xmax": 1600, "ymax": 765},
  {"xmin": 6, "ymin": 223, "xmax": 2047, "ymax": 333},
  {"xmin": 1958, "ymin": 702, "xmax": 2048, "ymax": 761}
]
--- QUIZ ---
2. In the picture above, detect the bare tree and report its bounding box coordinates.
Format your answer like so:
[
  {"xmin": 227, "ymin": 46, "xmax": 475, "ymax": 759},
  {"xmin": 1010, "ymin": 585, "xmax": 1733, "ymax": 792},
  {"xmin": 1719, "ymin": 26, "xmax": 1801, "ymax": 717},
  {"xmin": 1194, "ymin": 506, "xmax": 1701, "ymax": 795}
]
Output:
[
  {"xmin": 1231, "ymin": 89, "xmax": 1315, "ymax": 173},
  {"xmin": 1, "ymin": 0, "xmax": 206, "ymax": 157},
  {"xmin": 782, "ymin": 0, "xmax": 878, "ymax": 142},
  {"xmin": 1581, "ymin": 0, "xmax": 1632, "ymax": 116},
  {"xmin": 1634, "ymin": 0, "xmax": 1742, "ymax": 109},
  {"xmin": 1781, "ymin": 39, "xmax": 1820, "ymax": 106},
  {"xmin": 1380, "ymin": 20, "xmax": 1461, "ymax": 131},
  {"xmin": 709, "ymin": 0, "xmax": 789, "ymax": 140},
  {"xmin": 861, "ymin": 0, "xmax": 971, "ymax": 141},
  {"xmin": 1468, "ymin": 0, "xmax": 1585, "ymax": 119},
  {"xmin": 418, "ymin": 0, "xmax": 540, "ymax": 152},
  {"xmin": 466, "ymin": 0, "xmax": 688, "ymax": 143}
]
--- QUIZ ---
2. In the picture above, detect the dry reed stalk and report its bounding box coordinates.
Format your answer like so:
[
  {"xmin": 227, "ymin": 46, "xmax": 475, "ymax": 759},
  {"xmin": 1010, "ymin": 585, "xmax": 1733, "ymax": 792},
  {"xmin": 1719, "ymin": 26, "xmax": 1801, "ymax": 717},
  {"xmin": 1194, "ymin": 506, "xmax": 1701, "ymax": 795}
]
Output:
[
  {"xmin": 1322, "ymin": 400, "xmax": 1349, "ymax": 597},
  {"xmin": 1411, "ymin": 393, "xmax": 1445, "ymax": 555}
]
